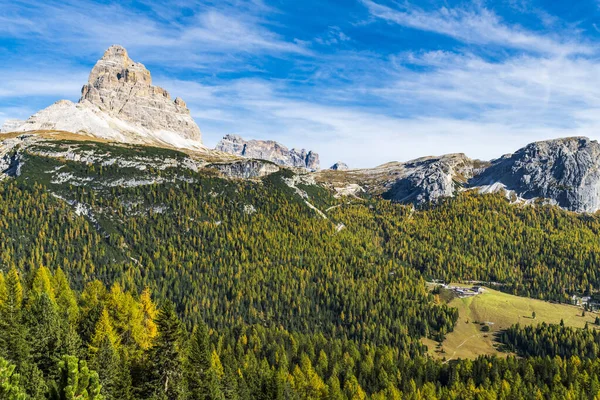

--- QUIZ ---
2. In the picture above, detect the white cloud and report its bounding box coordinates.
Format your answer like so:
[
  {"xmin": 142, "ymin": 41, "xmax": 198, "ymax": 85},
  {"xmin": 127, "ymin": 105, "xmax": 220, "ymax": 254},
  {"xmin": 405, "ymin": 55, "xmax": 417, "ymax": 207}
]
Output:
[
  {"xmin": 362, "ymin": 0, "xmax": 592, "ymax": 56},
  {"xmin": 0, "ymin": 0, "xmax": 308, "ymax": 69},
  {"xmin": 154, "ymin": 46, "xmax": 600, "ymax": 168},
  {"xmin": 0, "ymin": 70, "xmax": 87, "ymax": 99},
  {"xmin": 4, "ymin": 0, "xmax": 600, "ymax": 169}
]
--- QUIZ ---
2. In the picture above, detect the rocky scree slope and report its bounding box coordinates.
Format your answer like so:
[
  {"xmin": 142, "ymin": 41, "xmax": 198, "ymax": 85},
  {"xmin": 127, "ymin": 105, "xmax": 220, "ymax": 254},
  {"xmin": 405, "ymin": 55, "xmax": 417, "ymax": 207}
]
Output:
[{"xmin": 3, "ymin": 45, "xmax": 203, "ymax": 149}]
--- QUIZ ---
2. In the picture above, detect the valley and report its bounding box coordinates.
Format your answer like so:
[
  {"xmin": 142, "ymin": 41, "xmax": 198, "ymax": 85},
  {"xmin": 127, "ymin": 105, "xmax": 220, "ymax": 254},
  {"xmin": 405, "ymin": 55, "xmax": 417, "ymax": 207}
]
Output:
[{"xmin": 3, "ymin": 41, "xmax": 600, "ymax": 398}]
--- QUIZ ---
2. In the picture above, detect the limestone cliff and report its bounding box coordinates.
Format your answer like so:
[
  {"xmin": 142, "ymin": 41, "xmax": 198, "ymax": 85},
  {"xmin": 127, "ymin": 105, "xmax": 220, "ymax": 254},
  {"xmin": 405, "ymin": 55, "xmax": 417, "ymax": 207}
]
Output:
[{"xmin": 216, "ymin": 134, "xmax": 320, "ymax": 170}]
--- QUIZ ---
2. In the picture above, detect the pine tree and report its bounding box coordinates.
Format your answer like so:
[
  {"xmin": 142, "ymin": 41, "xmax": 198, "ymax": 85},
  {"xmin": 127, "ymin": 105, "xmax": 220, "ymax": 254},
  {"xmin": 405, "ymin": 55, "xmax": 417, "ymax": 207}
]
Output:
[
  {"xmin": 90, "ymin": 336, "xmax": 120, "ymax": 400},
  {"xmin": 139, "ymin": 288, "xmax": 158, "ymax": 350},
  {"xmin": 0, "ymin": 356, "xmax": 27, "ymax": 400},
  {"xmin": 184, "ymin": 320, "xmax": 224, "ymax": 400},
  {"xmin": 90, "ymin": 308, "xmax": 119, "ymax": 352},
  {"xmin": 0, "ymin": 269, "xmax": 29, "ymax": 368},
  {"xmin": 113, "ymin": 350, "xmax": 134, "ymax": 400},
  {"xmin": 25, "ymin": 292, "xmax": 63, "ymax": 377},
  {"xmin": 29, "ymin": 266, "xmax": 55, "ymax": 305},
  {"xmin": 148, "ymin": 301, "xmax": 184, "ymax": 400},
  {"xmin": 220, "ymin": 353, "xmax": 240, "ymax": 400},
  {"xmin": 53, "ymin": 268, "xmax": 79, "ymax": 325},
  {"xmin": 326, "ymin": 375, "xmax": 344, "ymax": 400},
  {"xmin": 49, "ymin": 355, "xmax": 103, "ymax": 400}
]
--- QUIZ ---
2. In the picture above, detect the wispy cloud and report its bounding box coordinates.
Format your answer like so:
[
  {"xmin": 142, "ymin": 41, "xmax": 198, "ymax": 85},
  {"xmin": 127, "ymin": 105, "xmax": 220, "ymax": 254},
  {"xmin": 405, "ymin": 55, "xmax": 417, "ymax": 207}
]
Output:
[
  {"xmin": 3, "ymin": 0, "xmax": 600, "ymax": 168},
  {"xmin": 156, "ymin": 50, "xmax": 600, "ymax": 168},
  {"xmin": 362, "ymin": 0, "xmax": 592, "ymax": 56},
  {"xmin": 0, "ymin": 0, "xmax": 308, "ymax": 69}
]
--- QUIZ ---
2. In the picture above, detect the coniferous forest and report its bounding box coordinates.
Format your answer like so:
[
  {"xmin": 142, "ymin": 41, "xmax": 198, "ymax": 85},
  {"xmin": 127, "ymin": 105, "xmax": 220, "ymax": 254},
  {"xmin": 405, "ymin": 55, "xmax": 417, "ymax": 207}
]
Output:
[{"xmin": 3, "ymin": 143, "xmax": 600, "ymax": 398}]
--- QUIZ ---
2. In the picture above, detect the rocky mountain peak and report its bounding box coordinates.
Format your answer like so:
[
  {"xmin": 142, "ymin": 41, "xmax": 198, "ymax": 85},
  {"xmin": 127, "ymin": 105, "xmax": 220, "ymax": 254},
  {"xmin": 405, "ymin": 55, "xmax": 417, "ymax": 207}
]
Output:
[
  {"xmin": 470, "ymin": 137, "xmax": 600, "ymax": 212},
  {"xmin": 81, "ymin": 45, "xmax": 152, "ymax": 95},
  {"xmin": 78, "ymin": 45, "xmax": 201, "ymax": 144},
  {"xmin": 216, "ymin": 134, "xmax": 320, "ymax": 170},
  {"xmin": 330, "ymin": 162, "xmax": 349, "ymax": 171},
  {"xmin": 6, "ymin": 45, "xmax": 202, "ymax": 149}
]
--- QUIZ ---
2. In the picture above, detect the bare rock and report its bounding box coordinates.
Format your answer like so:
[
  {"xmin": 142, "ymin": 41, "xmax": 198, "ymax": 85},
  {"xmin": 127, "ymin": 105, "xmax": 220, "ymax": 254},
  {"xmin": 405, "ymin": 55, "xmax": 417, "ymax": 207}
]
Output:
[
  {"xmin": 79, "ymin": 45, "xmax": 201, "ymax": 143},
  {"xmin": 216, "ymin": 134, "xmax": 319, "ymax": 170},
  {"xmin": 207, "ymin": 159, "xmax": 280, "ymax": 179},
  {"xmin": 382, "ymin": 153, "xmax": 476, "ymax": 204},
  {"xmin": 330, "ymin": 162, "xmax": 349, "ymax": 171},
  {"xmin": 9, "ymin": 45, "xmax": 203, "ymax": 149},
  {"xmin": 318, "ymin": 153, "xmax": 480, "ymax": 205},
  {"xmin": 470, "ymin": 137, "xmax": 600, "ymax": 213}
]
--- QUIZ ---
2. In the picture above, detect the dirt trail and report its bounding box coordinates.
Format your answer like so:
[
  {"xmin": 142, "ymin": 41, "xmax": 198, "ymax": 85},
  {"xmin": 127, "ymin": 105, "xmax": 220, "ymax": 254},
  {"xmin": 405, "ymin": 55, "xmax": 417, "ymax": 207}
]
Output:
[{"xmin": 443, "ymin": 333, "xmax": 484, "ymax": 364}]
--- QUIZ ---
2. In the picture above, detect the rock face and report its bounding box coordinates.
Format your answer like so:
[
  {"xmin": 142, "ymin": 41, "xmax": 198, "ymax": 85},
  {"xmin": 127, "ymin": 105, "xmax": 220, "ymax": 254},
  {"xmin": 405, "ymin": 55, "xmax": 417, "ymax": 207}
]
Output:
[
  {"xmin": 216, "ymin": 134, "xmax": 320, "ymax": 170},
  {"xmin": 79, "ymin": 45, "xmax": 201, "ymax": 143},
  {"xmin": 330, "ymin": 162, "xmax": 349, "ymax": 171},
  {"xmin": 319, "ymin": 153, "xmax": 480, "ymax": 205},
  {"xmin": 381, "ymin": 154, "xmax": 478, "ymax": 204},
  {"xmin": 322, "ymin": 137, "xmax": 600, "ymax": 213},
  {"xmin": 470, "ymin": 137, "xmax": 600, "ymax": 213},
  {"xmin": 9, "ymin": 45, "xmax": 203, "ymax": 149},
  {"xmin": 208, "ymin": 160, "xmax": 280, "ymax": 179}
]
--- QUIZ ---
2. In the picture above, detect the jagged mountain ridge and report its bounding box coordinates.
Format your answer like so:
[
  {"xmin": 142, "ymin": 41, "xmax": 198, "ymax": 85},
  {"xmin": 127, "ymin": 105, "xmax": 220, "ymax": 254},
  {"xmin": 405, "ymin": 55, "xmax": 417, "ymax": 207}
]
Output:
[
  {"xmin": 319, "ymin": 137, "xmax": 600, "ymax": 213},
  {"xmin": 5, "ymin": 133, "xmax": 600, "ymax": 213},
  {"xmin": 216, "ymin": 134, "xmax": 320, "ymax": 170},
  {"xmin": 0, "ymin": 42, "xmax": 599, "ymax": 213},
  {"xmin": 3, "ymin": 45, "xmax": 203, "ymax": 149}
]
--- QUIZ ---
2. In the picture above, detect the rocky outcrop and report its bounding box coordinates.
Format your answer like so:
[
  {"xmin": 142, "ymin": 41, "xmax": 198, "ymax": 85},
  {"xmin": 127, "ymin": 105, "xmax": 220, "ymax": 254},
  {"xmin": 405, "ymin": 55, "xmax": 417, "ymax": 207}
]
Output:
[
  {"xmin": 470, "ymin": 137, "xmax": 600, "ymax": 213},
  {"xmin": 0, "ymin": 134, "xmax": 39, "ymax": 178},
  {"xmin": 79, "ymin": 45, "xmax": 201, "ymax": 143},
  {"xmin": 330, "ymin": 162, "xmax": 349, "ymax": 171},
  {"xmin": 381, "ymin": 154, "xmax": 477, "ymax": 204},
  {"xmin": 216, "ymin": 134, "xmax": 319, "ymax": 170},
  {"xmin": 207, "ymin": 160, "xmax": 280, "ymax": 179},
  {"xmin": 9, "ymin": 45, "xmax": 203, "ymax": 149},
  {"xmin": 320, "ymin": 137, "xmax": 600, "ymax": 213},
  {"xmin": 317, "ymin": 153, "xmax": 482, "ymax": 205}
]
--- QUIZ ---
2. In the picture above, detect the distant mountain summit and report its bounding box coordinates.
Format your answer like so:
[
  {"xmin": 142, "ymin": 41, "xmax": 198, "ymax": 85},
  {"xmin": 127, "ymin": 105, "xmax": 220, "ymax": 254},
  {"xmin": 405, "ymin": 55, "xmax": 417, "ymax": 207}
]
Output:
[
  {"xmin": 321, "ymin": 137, "xmax": 600, "ymax": 213},
  {"xmin": 3, "ymin": 45, "xmax": 203, "ymax": 149},
  {"xmin": 471, "ymin": 137, "xmax": 600, "ymax": 213},
  {"xmin": 216, "ymin": 134, "xmax": 320, "ymax": 170},
  {"xmin": 330, "ymin": 162, "xmax": 349, "ymax": 171}
]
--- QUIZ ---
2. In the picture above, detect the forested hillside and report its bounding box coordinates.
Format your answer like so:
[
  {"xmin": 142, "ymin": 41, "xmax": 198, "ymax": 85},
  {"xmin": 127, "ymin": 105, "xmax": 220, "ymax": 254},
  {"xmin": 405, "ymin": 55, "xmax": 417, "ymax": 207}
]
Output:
[{"xmin": 3, "ymin": 139, "xmax": 600, "ymax": 398}]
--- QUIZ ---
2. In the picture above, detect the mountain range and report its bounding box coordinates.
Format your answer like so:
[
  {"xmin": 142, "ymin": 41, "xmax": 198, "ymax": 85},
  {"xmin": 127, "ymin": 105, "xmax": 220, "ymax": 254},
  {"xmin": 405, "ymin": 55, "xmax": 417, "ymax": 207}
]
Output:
[
  {"xmin": 3, "ymin": 45, "xmax": 600, "ymax": 213},
  {"xmin": 4, "ymin": 45, "xmax": 600, "ymax": 399}
]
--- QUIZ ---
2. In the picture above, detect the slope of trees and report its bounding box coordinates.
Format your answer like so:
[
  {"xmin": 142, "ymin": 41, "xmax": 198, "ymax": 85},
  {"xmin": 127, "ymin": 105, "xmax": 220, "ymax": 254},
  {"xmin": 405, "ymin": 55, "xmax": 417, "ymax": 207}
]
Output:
[
  {"xmin": 500, "ymin": 322, "xmax": 600, "ymax": 359},
  {"xmin": 4, "ymin": 266, "xmax": 600, "ymax": 399},
  {"xmin": 5, "ymin": 143, "xmax": 600, "ymax": 397}
]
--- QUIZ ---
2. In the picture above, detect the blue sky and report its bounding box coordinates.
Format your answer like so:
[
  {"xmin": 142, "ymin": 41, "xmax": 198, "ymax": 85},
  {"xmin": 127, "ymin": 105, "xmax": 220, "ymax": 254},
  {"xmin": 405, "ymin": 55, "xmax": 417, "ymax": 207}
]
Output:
[{"xmin": 3, "ymin": 0, "xmax": 600, "ymax": 167}]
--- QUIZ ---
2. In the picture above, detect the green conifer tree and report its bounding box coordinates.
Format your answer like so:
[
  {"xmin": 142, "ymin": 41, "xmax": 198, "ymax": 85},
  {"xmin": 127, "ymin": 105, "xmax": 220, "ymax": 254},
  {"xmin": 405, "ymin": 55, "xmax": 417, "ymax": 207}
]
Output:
[
  {"xmin": 0, "ymin": 357, "xmax": 27, "ymax": 400},
  {"xmin": 50, "ymin": 355, "xmax": 103, "ymax": 400},
  {"xmin": 148, "ymin": 301, "xmax": 184, "ymax": 400},
  {"xmin": 185, "ymin": 320, "xmax": 224, "ymax": 400}
]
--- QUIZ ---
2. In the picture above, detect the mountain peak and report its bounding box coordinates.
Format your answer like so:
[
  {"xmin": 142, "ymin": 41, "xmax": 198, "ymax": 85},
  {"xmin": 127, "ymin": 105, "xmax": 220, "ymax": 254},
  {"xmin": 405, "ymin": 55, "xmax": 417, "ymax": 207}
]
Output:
[
  {"xmin": 8, "ymin": 45, "xmax": 203, "ymax": 149},
  {"xmin": 81, "ymin": 44, "xmax": 152, "ymax": 91},
  {"xmin": 471, "ymin": 136, "xmax": 600, "ymax": 212},
  {"xmin": 78, "ymin": 46, "xmax": 201, "ymax": 144}
]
